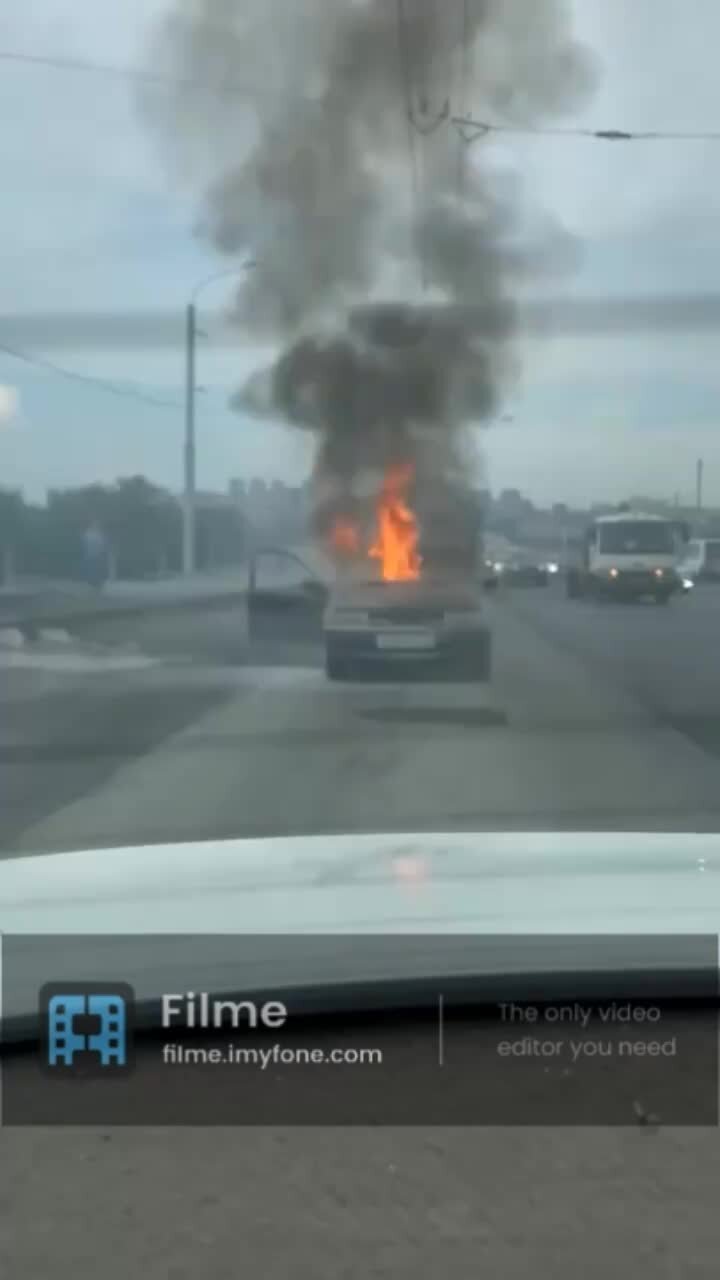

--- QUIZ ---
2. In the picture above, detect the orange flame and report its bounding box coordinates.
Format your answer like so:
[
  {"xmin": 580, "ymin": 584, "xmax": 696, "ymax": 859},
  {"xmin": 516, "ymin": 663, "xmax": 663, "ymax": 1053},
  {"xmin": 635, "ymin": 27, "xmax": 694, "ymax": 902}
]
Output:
[
  {"xmin": 369, "ymin": 463, "xmax": 422, "ymax": 582},
  {"xmin": 328, "ymin": 517, "xmax": 361, "ymax": 557}
]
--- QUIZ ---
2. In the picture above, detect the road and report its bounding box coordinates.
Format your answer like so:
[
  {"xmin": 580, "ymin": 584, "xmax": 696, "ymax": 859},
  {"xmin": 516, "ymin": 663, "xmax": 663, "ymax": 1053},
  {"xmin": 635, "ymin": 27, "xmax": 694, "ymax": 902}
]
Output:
[
  {"xmin": 503, "ymin": 582, "xmax": 720, "ymax": 755},
  {"xmin": 4, "ymin": 581, "xmax": 720, "ymax": 857}
]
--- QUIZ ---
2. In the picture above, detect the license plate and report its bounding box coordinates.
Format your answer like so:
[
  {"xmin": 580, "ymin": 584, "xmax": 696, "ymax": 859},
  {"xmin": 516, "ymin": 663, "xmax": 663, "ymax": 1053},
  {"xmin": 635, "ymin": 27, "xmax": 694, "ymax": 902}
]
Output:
[{"xmin": 376, "ymin": 631, "xmax": 436, "ymax": 651}]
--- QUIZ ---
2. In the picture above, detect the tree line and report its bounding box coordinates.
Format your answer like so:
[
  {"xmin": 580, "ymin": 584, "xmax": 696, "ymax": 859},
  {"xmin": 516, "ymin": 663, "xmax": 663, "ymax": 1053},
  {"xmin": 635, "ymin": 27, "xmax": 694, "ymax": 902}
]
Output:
[{"xmin": 0, "ymin": 477, "xmax": 247, "ymax": 583}]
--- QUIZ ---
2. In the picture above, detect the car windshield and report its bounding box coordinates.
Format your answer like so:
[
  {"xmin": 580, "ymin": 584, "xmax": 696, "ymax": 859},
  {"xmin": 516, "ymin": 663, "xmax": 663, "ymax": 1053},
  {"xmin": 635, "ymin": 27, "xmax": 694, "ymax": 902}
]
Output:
[
  {"xmin": 4, "ymin": 0, "xmax": 720, "ymax": 876},
  {"xmin": 598, "ymin": 523, "xmax": 675, "ymax": 554}
]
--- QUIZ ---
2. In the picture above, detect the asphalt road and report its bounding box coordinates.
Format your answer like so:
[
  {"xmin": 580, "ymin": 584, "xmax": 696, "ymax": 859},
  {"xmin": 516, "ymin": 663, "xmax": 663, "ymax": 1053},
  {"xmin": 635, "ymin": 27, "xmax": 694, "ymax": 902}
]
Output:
[
  {"xmin": 4, "ymin": 581, "xmax": 720, "ymax": 856},
  {"xmin": 502, "ymin": 581, "xmax": 720, "ymax": 755}
]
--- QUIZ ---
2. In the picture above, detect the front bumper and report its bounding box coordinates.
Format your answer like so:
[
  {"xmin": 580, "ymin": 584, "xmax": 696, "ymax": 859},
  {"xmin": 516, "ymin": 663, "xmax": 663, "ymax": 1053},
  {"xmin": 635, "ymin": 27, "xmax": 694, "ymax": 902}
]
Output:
[
  {"xmin": 593, "ymin": 570, "xmax": 680, "ymax": 596},
  {"xmin": 504, "ymin": 568, "xmax": 548, "ymax": 587}
]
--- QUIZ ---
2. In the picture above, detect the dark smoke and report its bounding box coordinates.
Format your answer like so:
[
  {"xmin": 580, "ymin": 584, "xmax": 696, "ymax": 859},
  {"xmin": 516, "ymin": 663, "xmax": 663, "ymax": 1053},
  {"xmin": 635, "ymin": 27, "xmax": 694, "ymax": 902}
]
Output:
[
  {"xmin": 232, "ymin": 301, "xmax": 512, "ymax": 501},
  {"xmin": 142, "ymin": 0, "xmax": 595, "ymax": 544}
]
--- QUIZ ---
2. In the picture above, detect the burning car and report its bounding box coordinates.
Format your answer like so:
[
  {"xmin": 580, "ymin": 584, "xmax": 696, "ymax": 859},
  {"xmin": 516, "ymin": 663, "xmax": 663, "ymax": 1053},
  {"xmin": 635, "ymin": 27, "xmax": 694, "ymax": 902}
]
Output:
[
  {"xmin": 143, "ymin": 0, "xmax": 598, "ymax": 688},
  {"xmin": 323, "ymin": 576, "xmax": 491, "ymax": 681},
  {"xmin": 323, "ymin": 462, "xmax": 491, "ymax": 681}
]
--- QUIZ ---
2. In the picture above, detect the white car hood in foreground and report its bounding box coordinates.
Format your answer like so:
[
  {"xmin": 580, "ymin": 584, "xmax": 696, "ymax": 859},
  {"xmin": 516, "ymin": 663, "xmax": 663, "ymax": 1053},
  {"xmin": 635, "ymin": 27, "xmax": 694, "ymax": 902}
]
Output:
[
  {"xmin": 1, "ymin": 832, "xmax": 718, "ymax": 1025},
  {"xmin": 2, "ymin": 829, "xmax": 719, "ymax": 935}
]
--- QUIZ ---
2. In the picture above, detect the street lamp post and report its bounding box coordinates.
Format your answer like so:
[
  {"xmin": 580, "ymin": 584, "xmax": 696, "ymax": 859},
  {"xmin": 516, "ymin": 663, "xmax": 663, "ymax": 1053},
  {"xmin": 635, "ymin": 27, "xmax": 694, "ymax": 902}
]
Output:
[{"xmin": 183, "ymin": 260, "xmax": 255, "ymax": 575}]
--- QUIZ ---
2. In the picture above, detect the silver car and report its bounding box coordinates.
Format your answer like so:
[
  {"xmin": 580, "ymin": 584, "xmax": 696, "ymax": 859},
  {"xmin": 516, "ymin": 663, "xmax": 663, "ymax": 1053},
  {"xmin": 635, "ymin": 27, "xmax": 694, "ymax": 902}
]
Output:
[{"xmin": 323, "ymin": 577, "xmax": 492, "ymax": 681}]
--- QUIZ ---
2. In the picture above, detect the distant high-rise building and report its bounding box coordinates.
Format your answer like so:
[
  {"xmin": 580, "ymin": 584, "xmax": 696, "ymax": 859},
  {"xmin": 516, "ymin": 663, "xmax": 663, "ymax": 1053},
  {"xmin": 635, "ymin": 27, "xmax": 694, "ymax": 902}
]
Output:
[{"xmin": 497, "ymin": 488, "xmax": 533, "ymax": 518}]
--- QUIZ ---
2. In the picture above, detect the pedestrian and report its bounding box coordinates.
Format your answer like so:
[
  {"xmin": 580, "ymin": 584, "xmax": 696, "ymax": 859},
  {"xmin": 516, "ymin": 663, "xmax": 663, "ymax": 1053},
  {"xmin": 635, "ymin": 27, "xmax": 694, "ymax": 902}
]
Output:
[{"xmin": 82, "ymin": 521, "xmax": 108, "ymax": 591}]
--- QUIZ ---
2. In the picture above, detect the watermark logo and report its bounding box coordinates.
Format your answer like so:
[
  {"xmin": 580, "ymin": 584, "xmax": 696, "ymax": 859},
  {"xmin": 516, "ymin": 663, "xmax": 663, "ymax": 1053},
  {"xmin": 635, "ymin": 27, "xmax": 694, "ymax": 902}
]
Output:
[{"xmin": 40, "ymin": 983, "xmax": 135, "ymax": 1076}]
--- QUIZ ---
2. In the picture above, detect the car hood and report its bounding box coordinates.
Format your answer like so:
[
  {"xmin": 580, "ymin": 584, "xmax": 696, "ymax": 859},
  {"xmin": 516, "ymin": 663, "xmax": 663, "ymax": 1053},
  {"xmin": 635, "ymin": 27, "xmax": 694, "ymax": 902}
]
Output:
[
  {"xmin": 2, "ymin": 832, "xmax": 718, "ymax": 1027},
  {"xmin": 2, "ymin": 830, "xmax": 719, "ymax": 935}
]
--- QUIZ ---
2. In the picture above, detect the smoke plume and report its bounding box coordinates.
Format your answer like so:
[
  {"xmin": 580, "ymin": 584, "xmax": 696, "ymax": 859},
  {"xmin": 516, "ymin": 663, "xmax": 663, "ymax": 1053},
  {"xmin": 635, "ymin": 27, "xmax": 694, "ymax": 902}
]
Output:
[{"xmin": 142, "ymin": 0, "xmax": 595, "ymax": 544}]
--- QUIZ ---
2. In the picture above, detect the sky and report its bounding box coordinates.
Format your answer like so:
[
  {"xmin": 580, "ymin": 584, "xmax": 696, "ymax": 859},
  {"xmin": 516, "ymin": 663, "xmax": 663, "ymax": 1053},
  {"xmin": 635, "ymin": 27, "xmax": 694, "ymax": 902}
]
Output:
[{"xmin": 1, "ymin": 0, "xmax": 720, "ymax": 506}]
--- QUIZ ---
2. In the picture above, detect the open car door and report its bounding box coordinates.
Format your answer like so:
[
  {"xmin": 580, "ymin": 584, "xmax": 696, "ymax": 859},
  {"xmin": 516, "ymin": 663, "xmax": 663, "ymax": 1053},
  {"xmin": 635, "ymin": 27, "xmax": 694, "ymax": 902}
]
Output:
[{"xmin": 247, "ymin": 548, "xmax": 329, "ymax": 654}]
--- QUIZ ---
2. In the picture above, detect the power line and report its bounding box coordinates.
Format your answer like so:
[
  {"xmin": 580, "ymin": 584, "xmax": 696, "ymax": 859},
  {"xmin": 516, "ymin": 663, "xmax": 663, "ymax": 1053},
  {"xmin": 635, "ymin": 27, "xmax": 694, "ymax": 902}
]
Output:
[
  {"xmin": 418, "ymin": 0, "xmax": 456, "ymax": 198},
  {"xmin": 0, "ymin": 48, "xmax": 266, "ymax": 97},
  {"xmin": 395, "ymin": 1, "xmax": 420, "ymax": 194},
  {"xmin": 0, "ymin": 343, "xmax": 179, "ymax": 409},
  {"xmin": 452, "ymin": 115, "xmax": 720, "ymax": 143},
  {"xmin": 7, "ymin": 45, "xmax": 720, "ymax": 145},
  {"xmin": 456, "ymin": 0, "xmax": 473, "ymax": 197},
  {"xmin": 395, "ymin": 0, "xmax": 424, "ymax": 287}
]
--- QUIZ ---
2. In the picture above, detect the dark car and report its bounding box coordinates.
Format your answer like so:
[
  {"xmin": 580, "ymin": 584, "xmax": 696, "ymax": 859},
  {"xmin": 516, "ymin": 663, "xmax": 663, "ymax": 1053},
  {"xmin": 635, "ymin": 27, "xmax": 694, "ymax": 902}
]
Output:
[
  {"xmin": 323, "ymin": 576, "xmax": 492, "ymax": 681},
  {"xmin": 499, "ymin": 555, "xmax": 549, "ymax": 587}
]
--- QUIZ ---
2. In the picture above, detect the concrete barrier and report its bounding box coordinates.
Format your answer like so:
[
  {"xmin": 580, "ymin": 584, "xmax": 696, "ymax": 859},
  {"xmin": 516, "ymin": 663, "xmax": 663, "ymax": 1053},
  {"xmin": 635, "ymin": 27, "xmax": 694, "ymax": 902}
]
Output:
[
  {"xmin": 0, "ymin": 573, "xmax": 249, "ymax": 637},
  {"xmin": 0, "ymin": 548, "xmax": 332, "ymax": 638}
]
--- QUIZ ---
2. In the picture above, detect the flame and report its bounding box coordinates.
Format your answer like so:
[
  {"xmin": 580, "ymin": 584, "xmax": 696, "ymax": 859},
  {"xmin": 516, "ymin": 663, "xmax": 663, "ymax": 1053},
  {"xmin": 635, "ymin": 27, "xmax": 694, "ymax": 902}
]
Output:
[
  {"xmin": 328, "ymin": 516, "xmax": 361, "ymax": 557},
  {"xmin": 369, "ymin": 463, "xmax": 422, "ymax": 582}
]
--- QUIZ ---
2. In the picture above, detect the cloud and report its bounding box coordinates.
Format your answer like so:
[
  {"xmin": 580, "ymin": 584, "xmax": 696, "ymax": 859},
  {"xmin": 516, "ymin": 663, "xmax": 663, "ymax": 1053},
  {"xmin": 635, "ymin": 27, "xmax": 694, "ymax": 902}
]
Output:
[{"xmin": 0, "ymin": 1, "xmax": 214, "ymax": 309}]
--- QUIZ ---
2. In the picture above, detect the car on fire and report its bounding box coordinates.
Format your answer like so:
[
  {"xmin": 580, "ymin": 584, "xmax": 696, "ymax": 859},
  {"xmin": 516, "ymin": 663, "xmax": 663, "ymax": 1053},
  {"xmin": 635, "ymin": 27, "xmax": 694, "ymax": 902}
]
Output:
[{"xmin": 322, "ymin": 576, "xmax": 492, "ymax": 681}]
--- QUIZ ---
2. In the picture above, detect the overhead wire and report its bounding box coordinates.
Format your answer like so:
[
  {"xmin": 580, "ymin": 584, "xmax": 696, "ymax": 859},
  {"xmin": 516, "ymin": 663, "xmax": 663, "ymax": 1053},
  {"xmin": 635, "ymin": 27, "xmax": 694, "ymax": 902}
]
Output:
[
  {"xmin": 395, "ymin": 0, "xmax": 425, "ymax": 287},
  {"xmin": 426, "ymin": 0, "xmax": 456, "ymax": 194},
  {"xmin": 451, "ymin": 115, "xmax": 720, "ymax": 143},
  {"xmin": 0, "ymin": 343, "xmax": 180, "ymax": 409},
  {"xmin": 0, "ymin": 47, "xmax": 266, "ymax": 98},
  {"xmin": 4, "ymin": 44, "xmax": 720, "ymax": 143},
  {"xmin": 456, "ymin": 0, "xmax": 472, "ymax": 197},
  {"xmin": 413, "ymin": 0, "xmax": 431, "ymax": 290}
]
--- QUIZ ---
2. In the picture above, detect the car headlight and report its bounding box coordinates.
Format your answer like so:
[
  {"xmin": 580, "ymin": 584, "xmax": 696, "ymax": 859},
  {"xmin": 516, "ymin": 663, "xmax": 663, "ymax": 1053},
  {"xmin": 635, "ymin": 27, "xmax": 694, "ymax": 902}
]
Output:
[
  {"xmin": 682, "ymin": 577, "xmax": 694, "ymax": 590},
  {"xmin": 654, "ymin": 568, "xmax": 664, "ymax": 578},
  {"xmin": 546, "ymin": 562, "xmax": 559, "ymax": 574},
  {"xmin": 493, "ymin": 562, "xmax": 504, "ymax": 573},
  {"xmin": 609, "ymin": 567, "xmax": 619, "ymax": 578}
]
